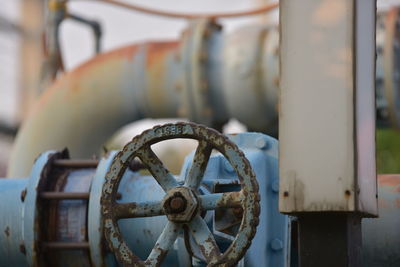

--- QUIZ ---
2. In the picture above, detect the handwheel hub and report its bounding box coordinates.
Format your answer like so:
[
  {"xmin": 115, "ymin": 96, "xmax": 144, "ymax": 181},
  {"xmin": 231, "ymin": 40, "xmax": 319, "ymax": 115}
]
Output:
[
  {"xmin": 169, "ymin": 196, "xmax": 186, "ymax": 212},
  {"xmin": 162, "ymin": 187, "xmax": 199, "ymax": 222}
]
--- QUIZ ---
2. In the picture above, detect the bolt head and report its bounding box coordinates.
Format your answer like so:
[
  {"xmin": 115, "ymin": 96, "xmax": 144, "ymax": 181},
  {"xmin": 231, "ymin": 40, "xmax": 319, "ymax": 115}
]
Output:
[
  {"xmin": 271, "ymin": 180, "xmax": 279, "ymax": 193},
  {"xmin": 255, "ymin": 137, "xmax": 269, "ymax": 150},
  {"xmin": 270, "ymin": 238, "xmax": 283, "ymax": 251},
  {"xmin": 169, "ymin": 196, "xmax": 186, "ymax": 213},
  {"xmin": 162, "ymin": 187, "xmax": 198, "ymax": 223}
]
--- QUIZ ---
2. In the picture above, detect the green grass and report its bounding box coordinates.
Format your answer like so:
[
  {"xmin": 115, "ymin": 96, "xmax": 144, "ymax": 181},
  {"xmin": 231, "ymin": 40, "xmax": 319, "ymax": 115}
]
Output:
[{"xmin": 377, "ymin": 129, "xmax": 400, "ymax": 173}]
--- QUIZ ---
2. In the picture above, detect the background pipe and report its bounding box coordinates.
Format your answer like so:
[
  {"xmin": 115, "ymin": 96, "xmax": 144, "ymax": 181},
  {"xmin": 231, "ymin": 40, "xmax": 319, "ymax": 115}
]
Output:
[
  {"xmin": 8, "ymin": 41, "xmax": 181, "ymax": 177},
  {"xmin": 222, "ymin": 25, "xmax": 279, "ymax": 135},
  {"xmin": 9, "ymin": 21, "xmax": 281, "ymax": 177}
]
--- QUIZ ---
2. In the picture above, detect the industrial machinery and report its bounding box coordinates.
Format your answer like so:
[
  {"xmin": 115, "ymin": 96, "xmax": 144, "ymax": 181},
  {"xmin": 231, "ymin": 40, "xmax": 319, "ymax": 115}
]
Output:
[
  {"xmin": 1, "ymin": 122, "xmax": 399, "ymax": 266},
  {"xmin": 0, "ymin": 122, "xmax": 288, "ymax": 266},
  {"xmin": 3, "ymin": 0, "xmax": 400, "ymax": 266}
]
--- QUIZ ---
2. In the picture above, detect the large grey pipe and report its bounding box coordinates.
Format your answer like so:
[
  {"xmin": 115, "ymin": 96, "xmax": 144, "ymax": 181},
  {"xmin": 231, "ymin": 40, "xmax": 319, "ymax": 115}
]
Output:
[
  {"xmin": 8, "ymin": 42, "xmax": 181, "ymax": 177},
  {"xmin": 9, "ymin": 21, "xmax": 280, "ymax": 177}
]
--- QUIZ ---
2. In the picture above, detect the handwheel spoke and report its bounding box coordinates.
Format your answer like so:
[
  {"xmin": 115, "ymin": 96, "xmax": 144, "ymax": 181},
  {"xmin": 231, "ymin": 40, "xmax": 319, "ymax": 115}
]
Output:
[
  {"xmin": 184, "ymin": 140, "xmax": 213, "ymax": 189},
  {"xmin": 188, "ymin": 215, "xmax": 221, "ymax": 264},
  {"xmin": 137, "ymin": 146, "xmax": 178, "ymax": 192},
  {"xmin": 199, "ymin": 191, "xmax": 243, "ymax": 211},
  {"xmin": 145, "ymin": 221, "xmax": 181, "ymax": 265},
  {"xmin": 115, "ymin": 201, "xmax": 164, "ymax": 219}
]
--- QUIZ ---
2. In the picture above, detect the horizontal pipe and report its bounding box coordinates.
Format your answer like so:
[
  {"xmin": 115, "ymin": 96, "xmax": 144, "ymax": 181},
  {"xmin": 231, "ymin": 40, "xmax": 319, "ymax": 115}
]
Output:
[
  {"xmin": 10, "ymin": 23, "xmax": 281, "ymax": 177},
  {"xmin": 9, "ymin": 41, "xmax": 181, "ymax": 177}
]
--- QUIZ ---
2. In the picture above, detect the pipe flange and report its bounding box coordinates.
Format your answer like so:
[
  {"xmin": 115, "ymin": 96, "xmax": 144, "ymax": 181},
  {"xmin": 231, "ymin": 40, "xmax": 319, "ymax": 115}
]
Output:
[{"xmin": 179, "ymin": 20, "xmax": 227, "ymax": 128}]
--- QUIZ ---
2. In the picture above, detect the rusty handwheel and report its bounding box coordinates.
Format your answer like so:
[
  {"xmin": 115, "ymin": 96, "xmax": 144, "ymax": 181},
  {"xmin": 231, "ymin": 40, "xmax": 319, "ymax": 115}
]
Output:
[{"xmin": 101, "ymin": 122, "xmax": 260, "ymax": 266}]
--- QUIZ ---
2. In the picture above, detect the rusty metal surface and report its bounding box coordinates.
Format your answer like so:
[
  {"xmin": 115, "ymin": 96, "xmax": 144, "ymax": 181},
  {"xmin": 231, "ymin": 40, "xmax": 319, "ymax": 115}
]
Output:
[
  {"xmin": 116, "ymin": 171, "xmax": 173, "ymax": 265},
  {"xmin": 39, "ymin": 159, "xmax": 95, "ymax": 266},
  {"xmin": 102, "ymin": 122, "xmax": 260, "ymax": 266},
  {"xmin": 88, "ymin": 151, "xmax": 119, "ymax": 267},
  {"xmin": 200, "ymin": 191, "xmax": 242, "ymax": 210},
  {"xmin": 162, "ymin": 187, "xmax": 199, "ymax": 223},
  {"xmin": 183, "ymin": 132, "xmax": 288, "ymax": 267},
  {"xmin": 23, "ymin": 150, "xmax": 62, "ymax": 266},
  {"xmin": 115, "ymin": 199, "xmax": 165, "ymax": 219},
  {"xmin": 1, "ymin": 147, "xmax": 97, "ymax": 266}
]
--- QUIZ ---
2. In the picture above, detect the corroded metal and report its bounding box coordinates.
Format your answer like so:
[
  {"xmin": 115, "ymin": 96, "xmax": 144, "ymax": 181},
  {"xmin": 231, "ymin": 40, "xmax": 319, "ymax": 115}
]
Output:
[
  {"xmin": 102, "ymin": 122, "xmax": 260, "ymax": 266},
  {"xmin": 88, "ymin": 151, "xmax": 119, "ymax": 267},
  {"xmin": 34, "ymin": 154, "xmax": 95, "ymax": 266},
  {"xmin": 162, "ymin": 187, "xmax": 198, "ymax": 223},
  {"xmin": 199, "ymin": 192, "xmax": 243, "ymax": 211},
  {"xmin": 115, "ymin": 199, "xmax": 165, "ymax": 219},
  {"xmin": 3, "ymin": 149, "xmax": 98, "ymax": 266},
  {"xmin": 184, "ymin": 132, "xmax": 288, "ymax": 267},
  {"xmin": 23, "ymin": 150, "xmax": 63, "ymax": 266}
]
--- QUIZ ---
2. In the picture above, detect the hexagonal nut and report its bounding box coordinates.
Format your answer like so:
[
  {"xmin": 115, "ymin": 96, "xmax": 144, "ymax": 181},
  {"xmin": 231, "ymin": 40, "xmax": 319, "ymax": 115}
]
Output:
[{"xmin": 162, "ymin": 187, "xmax": 199, "ymax": 223}]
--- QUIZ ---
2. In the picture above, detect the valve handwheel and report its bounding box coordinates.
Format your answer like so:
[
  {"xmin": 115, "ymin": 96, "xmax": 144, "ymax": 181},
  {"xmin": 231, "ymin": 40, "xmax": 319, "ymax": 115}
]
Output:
[{"xmin": 101, "ymin": 122, "xmax": 260, "ymax": 266}]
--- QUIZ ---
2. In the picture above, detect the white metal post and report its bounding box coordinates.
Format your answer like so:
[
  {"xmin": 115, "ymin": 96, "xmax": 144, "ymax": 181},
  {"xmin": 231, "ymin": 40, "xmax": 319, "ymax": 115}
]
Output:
[{"xmin": 279, "ymin": 0, "xmax": 377, "ymax": 265}]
